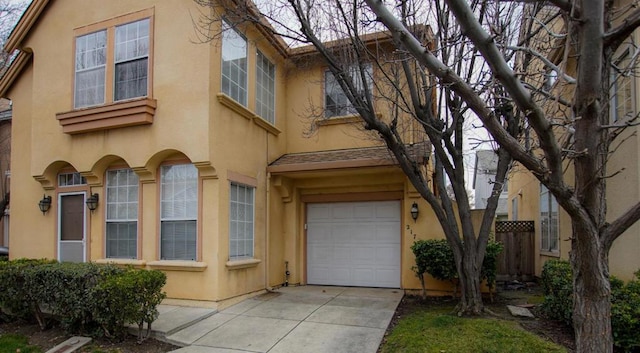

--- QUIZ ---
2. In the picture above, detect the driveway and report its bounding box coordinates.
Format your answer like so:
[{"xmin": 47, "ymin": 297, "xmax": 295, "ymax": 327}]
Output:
[{"xmin": 164, "ymin": 286, "xmax": 403, "ymax": 353}]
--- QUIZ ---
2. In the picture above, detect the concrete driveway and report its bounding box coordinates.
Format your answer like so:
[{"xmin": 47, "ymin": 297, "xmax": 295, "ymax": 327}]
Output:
[{"xmin": 164, "ymin": 286, "xmax": 403, "ymax": 353}]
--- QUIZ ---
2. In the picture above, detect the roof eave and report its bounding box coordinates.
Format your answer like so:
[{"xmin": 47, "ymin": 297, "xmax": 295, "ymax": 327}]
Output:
[
  {"xmin": 4, "ymin": 0, "xmax": 50, "ymax": 53},
  {"xmin": 0, "ymin": 51, "xmax": 32, "ymax": 98}
]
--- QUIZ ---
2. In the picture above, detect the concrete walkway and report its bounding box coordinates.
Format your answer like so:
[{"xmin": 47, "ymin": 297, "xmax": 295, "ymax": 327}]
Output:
[{"xmin": 155, "ymin": 286, "xmax": 403, "ymax": 353}]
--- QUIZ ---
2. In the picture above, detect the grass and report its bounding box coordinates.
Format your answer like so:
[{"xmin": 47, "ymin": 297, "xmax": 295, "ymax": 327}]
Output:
[
  {"xmin": 379, "ymin": 304, "xmax": 566, "ymax": 353},
  {"xmin": 0, "ymin": 333, "xmax": 42, "ymax": 353}
]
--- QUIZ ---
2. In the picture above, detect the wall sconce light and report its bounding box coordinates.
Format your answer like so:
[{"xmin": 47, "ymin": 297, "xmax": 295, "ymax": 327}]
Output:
[
  {"xmin": 410, "ymin": 202, "xmax": 419, "ymax": 222},
  {"xmin": 38, "ymin": 195, "xmax": 51, "ymax": 215},
  {"xmin": 86, "ymin": 193, "xmax": 99, "ymax": 212}
]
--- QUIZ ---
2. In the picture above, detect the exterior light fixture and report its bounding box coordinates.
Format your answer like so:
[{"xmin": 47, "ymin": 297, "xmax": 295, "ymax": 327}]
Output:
[
  {"xmin": 410, "ymin": 202, "xmax": 419, "ymax": 222},
  {"xmin": 38, "ymin": 195, "xmax": 51, "ymax": 215},
  {"xmin": 86, "ymin": 193, "xmax": 99, "ymax": 212}
]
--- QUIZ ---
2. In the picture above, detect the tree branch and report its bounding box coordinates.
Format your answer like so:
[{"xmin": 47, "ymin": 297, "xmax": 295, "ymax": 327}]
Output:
[
  {"xmin": 602, "ymin": 201, "xmax": 640, "ymax": 251},
  {"xmin": 604, "ymin": 8, "xmax": 640, "ymax": 51}
]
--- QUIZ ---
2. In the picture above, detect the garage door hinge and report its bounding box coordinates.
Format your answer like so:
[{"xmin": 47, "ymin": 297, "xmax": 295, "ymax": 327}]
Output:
[{"xmin": 304, "ymin": 223, "xmax": 308, "ymax": 230}]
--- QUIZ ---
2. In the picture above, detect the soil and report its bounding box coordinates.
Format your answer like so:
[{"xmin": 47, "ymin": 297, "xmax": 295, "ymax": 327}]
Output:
[{"xmin": 0, "ymin": 320, "xmax": 179, "ymax": 353}]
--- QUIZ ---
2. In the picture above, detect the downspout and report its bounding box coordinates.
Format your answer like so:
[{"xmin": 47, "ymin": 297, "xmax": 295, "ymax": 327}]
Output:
[{"xmin": 265, "ymin": 127, "xmax": 271, "ymax": 291}]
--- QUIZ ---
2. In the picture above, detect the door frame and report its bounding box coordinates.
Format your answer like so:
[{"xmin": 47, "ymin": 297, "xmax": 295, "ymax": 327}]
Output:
[{"xmin": 57, "ymin": 191, "xmax": 87, "ymax": 262}]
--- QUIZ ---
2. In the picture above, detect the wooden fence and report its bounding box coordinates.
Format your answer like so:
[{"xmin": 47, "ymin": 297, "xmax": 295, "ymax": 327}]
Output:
[{"xmin": 495, "ymin": 221, "xmax": 535, "ymax": 281}]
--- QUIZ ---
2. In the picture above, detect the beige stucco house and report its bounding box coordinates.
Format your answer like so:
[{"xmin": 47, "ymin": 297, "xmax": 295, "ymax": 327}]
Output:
[
  {"xmin": 0, "ymin": 0, "xmax": 456, "ymax": 305},
  {"xmin": 507, "ymin": 3, "xmax": 640, "ymax": 281}
]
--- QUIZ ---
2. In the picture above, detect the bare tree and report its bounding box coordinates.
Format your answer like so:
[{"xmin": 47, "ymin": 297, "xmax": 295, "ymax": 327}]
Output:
[
  {"xmin": 364, "ymin": 0, "xmax": 640, "ymax": 352},
  {"xmin": 196, "ymin": 0, "xmax": 640, "ymax": 350}
]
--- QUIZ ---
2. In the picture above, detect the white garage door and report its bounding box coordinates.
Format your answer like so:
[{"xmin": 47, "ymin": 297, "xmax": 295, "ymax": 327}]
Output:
[{"xmin": 306, "ymin": 201, "xmax": 401, "ymax": 288}]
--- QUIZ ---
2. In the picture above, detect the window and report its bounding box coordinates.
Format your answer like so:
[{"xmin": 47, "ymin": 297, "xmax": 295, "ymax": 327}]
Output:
[
  {"xmin": 74, "ymin": 30, "xmax": 107, "ymax": 108},
  {"xmin": 58, "ymin": 172, "xmax": 87, "ymax": 187},
  {"xmin": 221, "ymin": 21, "xmax": 247, "ymax": 106},
  {"xmin": 611, "ymin": 49, "xmax": 634, "ymax": 122},
  {"xmin": 114, "ymin": 19, "xmax": 150, "ymax": 101},
  {"xmin": 543, "ymin": 68, "xmax": 557, "ymax": 91},
  {"xmin": 74, "ymin": 17, "xmax": 150, "ymax": 109},
  {"xmin": 105, "ymin": 169, "xmax": 138, "ymax": 259},
  {"xmin": 540, "ymin": 184, "xmax": 559, "ymax": 252},
  {"xmin": 324, "ymin": 64, "xmax": 372, "ymax": 118},
  {"xmin": 229, "ymin": 183, "xmax": 254, "ymax": 260},
  {"xmin": 255, "ymin": 50, "xmax": 275, "ymax": 124},
  {"xmin": 160, "ymin": 164, "xmax": 198, "ymax": 260}
]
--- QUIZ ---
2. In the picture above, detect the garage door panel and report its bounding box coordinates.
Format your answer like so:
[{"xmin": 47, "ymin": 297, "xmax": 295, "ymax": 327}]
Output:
[
  {"xmin": 307, "ymin": 201, "xmax": 400, "ymax": 288},
  {"xmin": 307, "ymin": 205, "xmax": 331, "ymax": 220},
  {"xmin": 375, "ymin": 224, "xmax": 402, "ymax": 243}
]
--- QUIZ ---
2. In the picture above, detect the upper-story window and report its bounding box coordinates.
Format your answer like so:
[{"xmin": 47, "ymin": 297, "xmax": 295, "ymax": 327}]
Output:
[
  {"xmin": 74, "ymin": 17, "xmax": 150, "ymax": 109},
  {"xmin": 255, "ymin": 50, "xmax": 275, "ymax": 124},
  {"xmin": 221, "ymin": 21, "xmax": 248, "ymax": 106},
  {"xmin": 324, "ymin": 63, "xmax": 372, "ymax": 118},
  {"xmin": 611, "ymin": 48, "xmax": 635, "ymax": 122}
]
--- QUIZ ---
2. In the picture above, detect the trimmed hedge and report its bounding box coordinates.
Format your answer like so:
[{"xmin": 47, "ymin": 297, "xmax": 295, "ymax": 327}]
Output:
[
  {"xmin": 410, "ymin": 239, "xmax": 503, "ymax": 298},
  {"xmin": 541, "ymin": 260, "xmax": 640, "ymax": 352},
  {"xmin": 0, "ymin": 260, "xmax": 166, "ymax": 340}
]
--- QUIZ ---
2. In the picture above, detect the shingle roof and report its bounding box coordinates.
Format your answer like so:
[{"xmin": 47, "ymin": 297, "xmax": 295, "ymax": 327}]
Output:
[{"xmin": 268, "ymin": 143, "xmax": 430, "ymax": 173}]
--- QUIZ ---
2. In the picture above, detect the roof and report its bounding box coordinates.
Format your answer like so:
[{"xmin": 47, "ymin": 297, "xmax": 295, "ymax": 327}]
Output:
[{"xmin": 268, "ymin": 143, "xmax": 430, "ymax": 174}]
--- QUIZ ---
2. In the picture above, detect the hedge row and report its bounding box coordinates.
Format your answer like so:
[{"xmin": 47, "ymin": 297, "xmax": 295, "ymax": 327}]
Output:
[
  {"xmin": 410, "ymin": 239, "xmax": 503, "ymax": 299},
  {"xmin": 541, "ymin": 260, "xmax": 640, "ymax": 352},
  {"xmin": 0, "ymin": 260, "xmax": 166, "ymax": 340}
]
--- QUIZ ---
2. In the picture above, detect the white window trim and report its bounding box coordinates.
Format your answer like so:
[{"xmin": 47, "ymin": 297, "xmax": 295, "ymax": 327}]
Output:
[{"xmin": 105, "ymin": 168, "xmax": 139, "ymax": 259}]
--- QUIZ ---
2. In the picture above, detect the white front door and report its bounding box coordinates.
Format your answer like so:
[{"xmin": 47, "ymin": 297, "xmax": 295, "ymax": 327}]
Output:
[
  {"xmin": 58, "ymin": 193, "xmax": 86, "ymax": 262},
  {"xmin": 306, "ymin": 200, "xmax": 401, "ymax": 288}
]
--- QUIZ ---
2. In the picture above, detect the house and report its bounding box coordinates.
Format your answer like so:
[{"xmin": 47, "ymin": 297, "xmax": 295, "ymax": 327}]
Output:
[
  {"xmin": 472, "ymin": 149, "xmax": 508, "ymax": 220},
  {"xmin": 0, "ymin": 0, "xmax": 460, "ymax": 305},
  {"xmin": 508, "ymin": 3, "xmax": 640, "ymax": 281}
]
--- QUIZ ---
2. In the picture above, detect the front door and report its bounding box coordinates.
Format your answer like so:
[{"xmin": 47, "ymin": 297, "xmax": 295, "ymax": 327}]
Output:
[{"xmin": 58, "ymin": 193, "xmax": 86, "ymax": 262}]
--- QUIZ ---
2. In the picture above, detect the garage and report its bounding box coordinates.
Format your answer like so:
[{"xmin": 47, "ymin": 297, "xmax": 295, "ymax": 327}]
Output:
[{"xmin": 306, "ymin": 200, "xmax": 401, "ymax": 288}]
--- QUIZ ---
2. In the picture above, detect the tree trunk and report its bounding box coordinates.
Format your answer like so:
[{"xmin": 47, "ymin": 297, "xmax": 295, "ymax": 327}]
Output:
[
  {"xmin": 571, "ymin": 225, "xmax": 613, "ymax": 353},
  {"xmin": 455, "ymin": 250, "xmax": 484, "ymax": 315}
]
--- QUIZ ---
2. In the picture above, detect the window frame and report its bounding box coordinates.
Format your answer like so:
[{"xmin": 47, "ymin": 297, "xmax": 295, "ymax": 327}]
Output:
[
  {"xmin": 539, "ymin": 184, "xmax": 559, "ymax": 253},
  {"xmin": 229, "ymin": 181, "xmax": 255, "ymax": 261},
  {"xmin": 72, "ymin": 8, "xmax": 154, "ymax": 110},
  {"xmin": 159, "ymin": 163, "xmax": 199, "ymax": 261},
  {"xmin": 105, "ymin": 168, "xmax": 139, "ymax": 259},
  {"xmin": 221, "ymin": 20, "xmax": 248, "ymax": 107},
  {"xmin": 324, "ymin": 63, "xmax": 373, "ymax": 118}
]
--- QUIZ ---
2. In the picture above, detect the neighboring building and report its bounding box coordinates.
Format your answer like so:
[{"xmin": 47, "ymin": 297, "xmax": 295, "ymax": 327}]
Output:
[
  {"xmin": 508, "ymin": 2, "xmax": 640, "ymax": 281},
  {"xmin": 0, "ymin": 99, "xmax": 9, "ymax": 248},
  {"xmin": 472, "ymin": 149, "xmax": 507, "ymax": 220},
  {"xmin": 0, "ymin": 0, "xmax": 460, "ymax": 305}
]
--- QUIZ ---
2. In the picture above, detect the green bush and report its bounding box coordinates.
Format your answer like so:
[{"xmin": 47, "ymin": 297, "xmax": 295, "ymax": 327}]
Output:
[
  {"xmin": 410, "ymin": 239, "xmax": 503, "ymax": 298},
  {"xmin": 0, "ymin": 259, "xmax": 57, "ymax": 322},
  {"xmin": 93, "ymin": 268, "xmax": 167, "ymax": 340},
  {"xmin": 540, "ymin": 260, "xmax": 574, "ymax": 326},
  {"xmin": 0, "ymin": 260, "xmax": 166, "ymax": 340},
  {"xmin": 541, "ymin": 260, "xmax": 640, "ymax": 352}
]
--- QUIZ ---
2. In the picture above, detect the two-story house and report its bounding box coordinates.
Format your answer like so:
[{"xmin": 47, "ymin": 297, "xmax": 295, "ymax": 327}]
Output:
[{"xmin": 0, "ymin": 0, "xmax": 456, "ymax": 305}]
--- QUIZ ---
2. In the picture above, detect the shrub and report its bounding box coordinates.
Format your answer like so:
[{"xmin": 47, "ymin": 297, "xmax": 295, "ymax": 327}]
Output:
[
  {"xmin": 0, "ymin": 259, "xmax": 57, "ymax": 324},
  {"xmin": 0, "ymin": 260, "xmax": 167, "ymax": 340},
  {"xmin": 540, "ymin": 260, "xmax": 573, "ymax": 326},
  {"xmin": 93, "ymin": 268, "xmax": 167, "ymax": 340},
  {"xmin": 541, "ymin": 260, "xmax": 640, "ymax": 352},
  {"xmin": 410, "ymin": 239, "xmax": 503, "ymax": 299}
]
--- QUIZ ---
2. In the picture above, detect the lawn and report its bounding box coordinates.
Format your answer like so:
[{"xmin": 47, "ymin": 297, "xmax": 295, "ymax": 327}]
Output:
[
  {"xmin": 379, "ymin": 301, "xmax": 567, "ymax": 353},
  {"xmin": 0, "ymin": 333, "xmax": 42, "ymax": 353}
]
